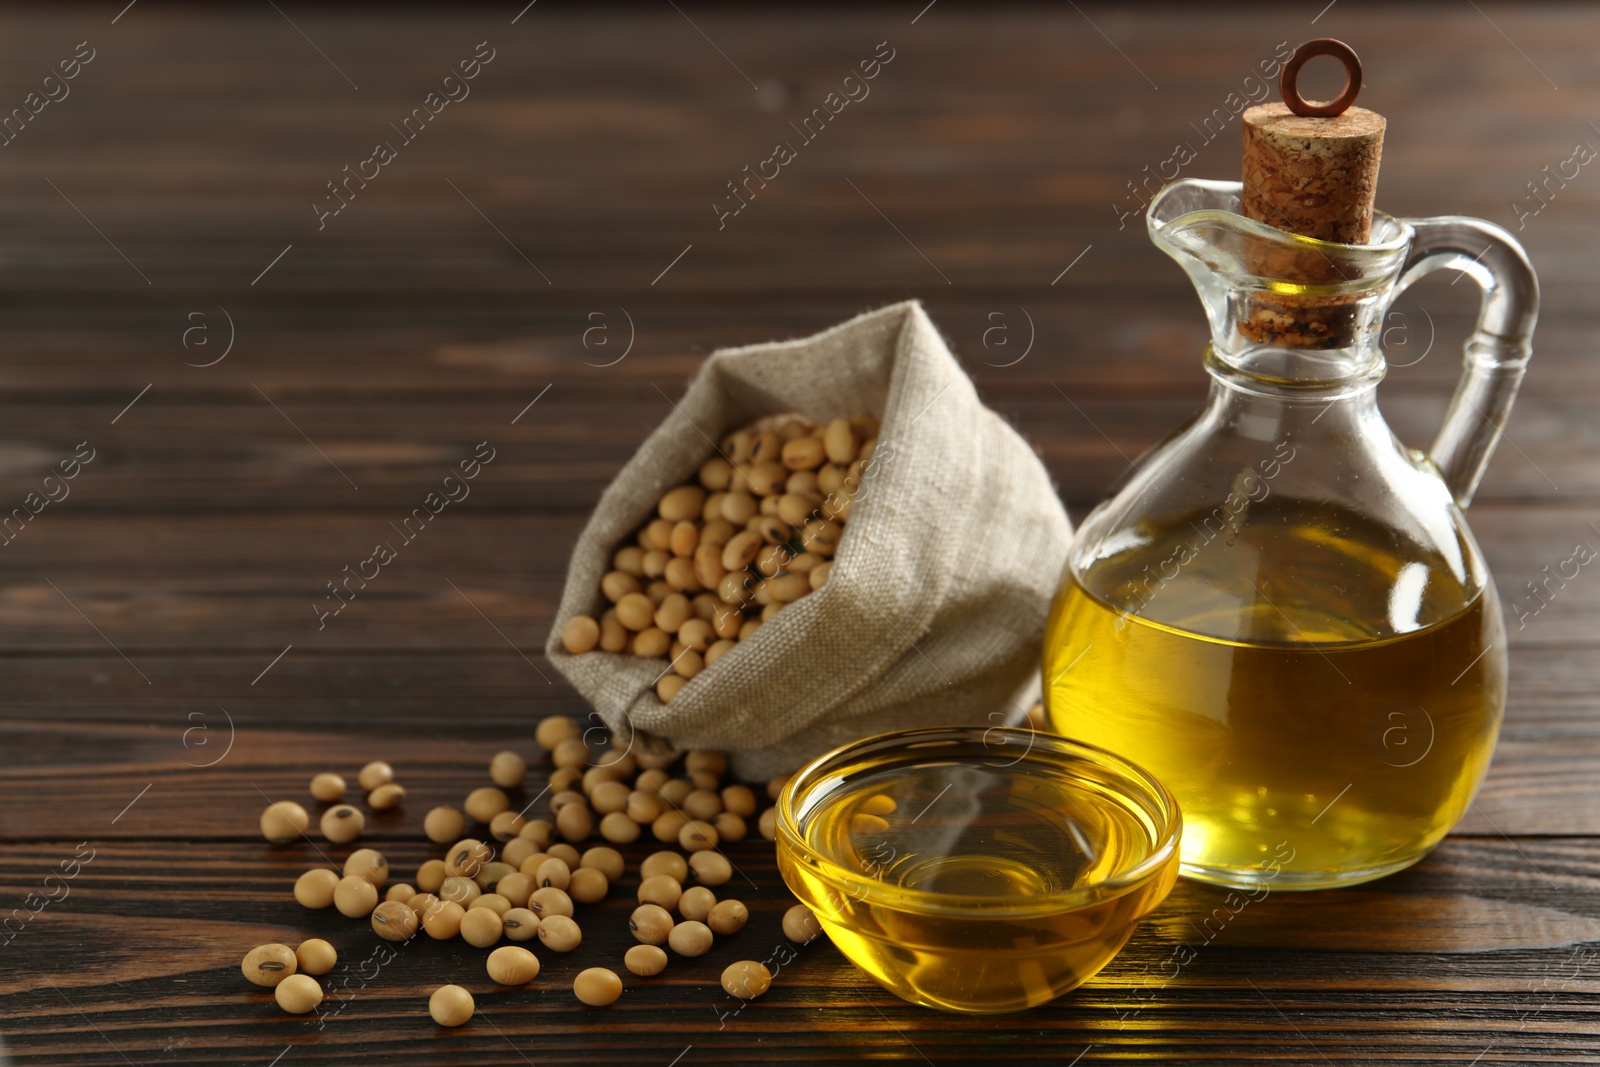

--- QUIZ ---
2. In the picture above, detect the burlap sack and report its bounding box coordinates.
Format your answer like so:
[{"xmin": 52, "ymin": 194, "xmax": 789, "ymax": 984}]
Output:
[{"xmin": 544, "ymin": 301, "xmax": 1074, "ymax": 780}]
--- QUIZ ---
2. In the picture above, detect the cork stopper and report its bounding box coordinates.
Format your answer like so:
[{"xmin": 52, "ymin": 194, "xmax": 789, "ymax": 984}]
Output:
[
  {"xmin": 1237, "ymin": 40, "xmax": 1386, "ymax": 349},
  {"xmin": 1241, "ymin": 104, "xmax": 1385, "ymax": 243}
]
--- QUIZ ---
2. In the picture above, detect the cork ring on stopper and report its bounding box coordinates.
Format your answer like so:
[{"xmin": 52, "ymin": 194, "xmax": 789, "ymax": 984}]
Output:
[{"xmin": 1280, "ymin": 38, "xmax": 1362, "ymax": 117}]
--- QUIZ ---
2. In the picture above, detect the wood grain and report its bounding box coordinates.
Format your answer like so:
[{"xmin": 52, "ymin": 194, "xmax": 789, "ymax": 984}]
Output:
[
  {"xmin": 1, "ymin": 2, "xmax": 1598, "ymax": 1064},
  {"xmin": 2, "ymin": 836, "xmax": 1599, "ymax": 1065}
]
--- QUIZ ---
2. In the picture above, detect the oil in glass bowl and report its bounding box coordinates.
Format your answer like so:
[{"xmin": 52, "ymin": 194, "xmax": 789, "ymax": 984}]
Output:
[{"xmin": 776, "ymin": 726, "xmax": 1180, "ymax": 1014}]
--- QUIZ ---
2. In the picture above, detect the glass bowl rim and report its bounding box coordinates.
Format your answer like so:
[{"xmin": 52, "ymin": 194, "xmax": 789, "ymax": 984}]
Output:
[{"xmin": 775, "ymin": 724, "xmax": 1183, "ymax": 919}]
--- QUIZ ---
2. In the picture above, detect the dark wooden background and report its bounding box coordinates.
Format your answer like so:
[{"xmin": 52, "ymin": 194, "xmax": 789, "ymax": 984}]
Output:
[{"xmin": 1, "ymin": 2, "xmax": 1597, "ymax": 1063}]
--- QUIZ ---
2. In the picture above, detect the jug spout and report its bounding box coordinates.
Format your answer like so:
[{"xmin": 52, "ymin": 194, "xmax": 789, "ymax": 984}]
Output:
[{"xmin": 1148, "ymin": 179, "xmax": 1411, "ymax": 388}]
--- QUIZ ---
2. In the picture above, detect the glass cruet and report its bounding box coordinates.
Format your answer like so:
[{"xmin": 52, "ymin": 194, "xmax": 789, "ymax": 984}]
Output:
[{"xmin": 1043, "ymin": 177, "xmax": 1539, "ymax": 891}]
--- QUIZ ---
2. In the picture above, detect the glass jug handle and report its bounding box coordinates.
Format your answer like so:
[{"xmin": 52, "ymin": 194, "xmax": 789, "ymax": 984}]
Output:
[{"xmin": 1394, "ymin": 217, "xmax": 1540, "ymax": 508}]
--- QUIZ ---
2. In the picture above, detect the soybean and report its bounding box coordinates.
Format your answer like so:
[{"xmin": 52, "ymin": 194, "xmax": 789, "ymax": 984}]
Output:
[
  {"xmin": 259, "ymin": 801, "xmax": 308, "ymax": 844},
  {"xmin": 721, "ymin": 960, "xmax": 772, "ymax": 1000},
  {"xmin": 490, "ymin": 811, "xmax": 527, "ymax": 842},
  {"xmin": 568, "ymin": 866, "xmax": 610, "ymax": 904},
  {"xmin": 688, "ymin": 851, "xmax": 732, "ymax": 887},
  {"xmin": 599, "ymin": 613, "xmax": 628, "ymax": 651},
  {"xmin": 344, "ymin": 848, "xmax": 388, "ymax": 886},
  {"xmin": 562, "ymin": 614, "xmax": 601, "ymax": 653},
  {"xmin": 590, "ymin": 779, "xmax": 630, "ymax": 814},
  {"xmin": 416, "ymin": 859, "xmax": 447, "ymax": 892},
  {"xmin": 333, "ymin": 876, "xmax": 378, "ymax": 918},
  {"xmin": 683, "ymin": 789, "xmax": 722, "ymax": 820},
  {"xmin": 708, "ymin": 899, "xmax": 749, "ymax": 936},
  {"xmin": 604, "ymin": 741, "xmax": 639, "ymax": 769},
  {"xmin": 495, "ymin": 871, "xmax": 534, "ymax": 907},
  {"xmin": 652, "ymin": 810, "xmax": 690, "ymax": 843},
  {"xmin": 714, "ymin": 812, "xmax": 748, "ymax": 842},
  {"xmin": 486, "ymin": 945, "xmax": 540, "ymax": 986},
  {"xmin": 600, "ymin": 811, "xmax": 641, "ymax": 844},
  {"xmin": 445, "ymin": 839, "xmax": 492, "ymax": 878},
  {"xmin": 460, "ymin": 907, "xmax": 503, "ymax": 948},
  {"xmin": 357, "ymin": 761, "xmax": 393, "ymax": 791},
  {"xmin": 679, "ymin": 820, "xmax": 719, "ymax": 852},
  {"xmin": 637, "ymin": 875, "xmax": 682, "ymax": 911},
  {"xmin": 501, "ymin": 907, "xmax": 540, "ymax": 941},
  {"xmin": 464, "ymin": 786, "xmax": 510, "ymax": 824},
  {"xmin": 490, "ymin": 750, "xmax": 528, "ymax": 788},
  {"xmin": 295, "ymin": 939, "xmax": 337, "ymax": 976},
  {"xmin": 537, "ymin": 914, "xmax": 582, "ymax": 952},
  {"xmin": 685, "ymin": 751, "xmax": 727, "ymax": 777},
  {"xmin": 783, "ymin": 903, "xmax": 822, "ymax": 943},
  {"xmin": 678, "ymin": 886, "xmax": 716, "ymax": 922},
  {"xmin": 659, "ymin": 485, "xmax": 706, "ymax": 523},
  {"xmin": 548, "ymin": 770, "xmax": 584, "ymax": 797},
  {"xmin": 625, "ymin": 944, "xmax": 669, "ymax": 977},
  {"xmin": 424, "ymin": 806, "xmax": 466, "ymax": 844},
  {"xmin": 552, "ymin": 737, "xmax": 590, "ymax": 770},
  {"xmin": 470, "ymin": 893, "xmax": 512, "ymax": 917},
  {"xmin": 550, "ymin": 789, "xmax": 585, "ymax": 813},
  {"xmin": 667, "ymin": 920, "xmax": 713, "ymax": 958},
  {"xmin": 614, "ymin": 592, "xmax": 655, "ymax": 631},
  {"xmin": 440, "ymin": 876, "xmax": 481, "ymax": 906},
  {"xmin": 423, "ymin": 901, "xmax": 465, "ymax": 939},
  {"xmin": 242, "ymin": 943, "xmax": 298, "ymax": 987},
  {"xmin": 573, "ymin": 967, "xmax": 623, "ymax": 1007},
  {"xmin": 320, "ymin": 804, "xmax": 364, "ymax": 844},
  {"xmin": 626, "ymin": 791, "xmax": 663, "ymax": 824},
  {"xmin": 500, "ymin": 837, "xmax": 537, "ymax": 870},
  {"xmin": 372, "ymin": 900, "xmax": 420, "ymax": 942},
  {"xmin": 477, "ymin": 860, "xmax": 519, "ymax": 892},
  {"xmin": 629, "ymin": 904, "xmax": 674, "ymax": 946},
  {"xmin": 536, "ymin": 715, "xmax": 580, "ymax": 751},
  {"xmin": 367, "ymin": 783, "xmax": 406, "ymax": 811},
  {"xmin": 294, "ymin": 868, "xmax": 340, "ymax": 909},
  {"xmin": 529, "ymin": 886, "xmax": 574, "ymax": 919},
  {"xmin": 275, "ymin": 974, "xmax": 323, "ymax": 1014},
  {"xmin": 429, "ymin": 984, "xmax": 474, "ymax": 1027},
  {"xmin": 579, "ymin": 846, "xmax": 625, "ymax": 881},
  {"xmin": 535, "ymin": 857, "xmax": 571, "ymax": 890},
  {"xmin": 556, "ymin": 801, "xmax": 593, "ymax": 843},
  {"xmin": 309, "ymin": 773, "xmax": 346, "ymax": 802},
  {"xmin": 640, "ymin": 851, "xmax": 688, "ymax": 882}
]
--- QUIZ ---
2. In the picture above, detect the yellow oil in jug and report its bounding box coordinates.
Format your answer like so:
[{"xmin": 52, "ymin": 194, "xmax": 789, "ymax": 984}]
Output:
[{"xmin": 1044, "ymin": 496, "xmax": 1505, "ymax": 889}]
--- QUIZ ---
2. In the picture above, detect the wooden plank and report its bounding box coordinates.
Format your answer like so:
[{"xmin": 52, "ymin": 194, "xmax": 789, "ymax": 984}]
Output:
[
  {"xmin": 0, "ymin": 386, "xmax": 1591, "ymax": 515},
  {"xmin": 0, "ymin": 8, "xmax": 1592, "ymax": 305},
  {"xmin": 0, "ymin": 838, "xmax": 1596, "ymax": 1064},
  {"xmin": 0, "ymin": 508, "xmax": 1596, "ymax": 651},
  {"xmin": 0, "ymin": 655, "xmax": 1596, "ymax": 837},
  {"xmin": 4, "ymin": 644, "xmax": 1595, "ymax": 732}
]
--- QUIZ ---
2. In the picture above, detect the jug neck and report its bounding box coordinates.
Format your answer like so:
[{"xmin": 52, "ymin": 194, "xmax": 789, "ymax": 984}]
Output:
[
  {"xmin": 1203, "ymin": 336, "xmax": 1385, "ymax": 399},
  {"xmin": 1198, "ymin": 357, "xmax": 1384, "ymax": 438}
]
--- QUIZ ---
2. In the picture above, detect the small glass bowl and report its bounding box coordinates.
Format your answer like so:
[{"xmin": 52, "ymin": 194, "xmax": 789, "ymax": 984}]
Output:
[{"xmin": 776, "ymin": 725, "xmax": 1181, "ymax": 1014}]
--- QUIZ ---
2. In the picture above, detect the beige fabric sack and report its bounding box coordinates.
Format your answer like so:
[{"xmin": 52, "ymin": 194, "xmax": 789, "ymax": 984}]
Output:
[{"xmin": 544, "ymin": 300, "xmax": 1074, "ymax": 780}]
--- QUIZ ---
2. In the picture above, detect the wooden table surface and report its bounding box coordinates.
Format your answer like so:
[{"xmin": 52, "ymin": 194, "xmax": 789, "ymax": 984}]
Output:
[{"xmin": 2, "ymin": 2, "xmax": 1598, "ymax": 1063}]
